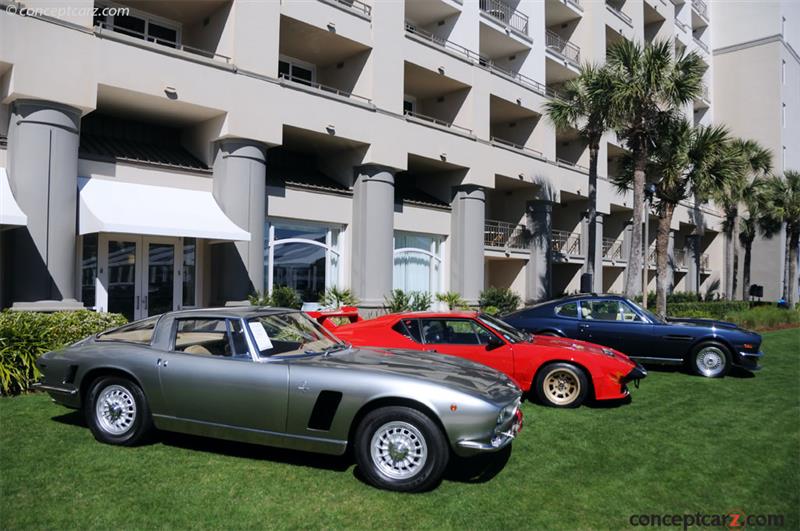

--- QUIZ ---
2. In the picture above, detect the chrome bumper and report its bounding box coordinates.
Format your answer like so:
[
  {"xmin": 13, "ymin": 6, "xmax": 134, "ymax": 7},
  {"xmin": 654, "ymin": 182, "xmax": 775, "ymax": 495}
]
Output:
[
  {"xmin": 737, "ymin": 351, "xmax": 764, "ymax": 371},
  {"xmin": 456, "ymin": 409, "xmax": 523, "ymax": 453},
  {"xmin": 31, "ymin": 381, "xmax": 78, "ymax": 395}
]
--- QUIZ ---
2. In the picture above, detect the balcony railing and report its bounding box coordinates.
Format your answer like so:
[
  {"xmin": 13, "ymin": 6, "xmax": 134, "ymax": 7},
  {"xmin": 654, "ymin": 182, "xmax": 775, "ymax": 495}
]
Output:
[
  {"xmin": 606, "ymin": 1, "xmax": 633, "ymax": 25},
  {"xmin": 279, "ymin": 73, "xmax": 372, "ymax": 104},
  {"xmin": 490, "ymin": 137, "xmax": 545, "ymax": 159},
  {"xmin": 697, "ymin": 85, "xmax": 710, "ymax": 103},
  {"xmin": 485, "ymin": 220, "xmax": 529, "ymax": 251},
  {"xmin": 546, "ymin": 30, "xmax": 581, "ymax": 65},
  {"xmin": 404, "ymin": 109, "xmax": 473, "ymax": 135},
  {"xmin": 674, "ymin": 18, "xmax": 690, "ymax": 32},
  {"xmin": 556, "ymin": 158, "xmax": 589, "ymax": 173},
  {"xmin": 648, "ymin": 246, "xmax": 657, "ymax": 266},
  {"xmin": 405, "ymin": 22, "xmax": 485, "ymax": 63},
  {"xmin": 483, "ymin": 62, "xmax": 563, "ymax": 99},
  {"xmin": 479, "ymin": 0, "xmax": 530, "ymax": 35},
  {"xmin": 564, "ymin": 0, "xmax": 583, "ymax": 11},
  {"xmin": 692, "ymin": 0, "xmax": 709, "ymax": 20},
  {"xmin": 674, "ymin": 248, "xmax": 687, "ymax": 269},
  {"xmin": 602, "ymin": 238, "xmax": 623, "ymax": 261},
  {"xmin": 701, "ymin": 253, "xmax": 710, "ymax": 271},
  {"xmin": 693, "ymin": 36, "xmax": 710, "ymax": 53},
  {"xmin": 95, "ymin": 21, "xmax": 232, "ymax": 64},
  {"xmin": 552, "ymin": 229, "xmax": 582, "ymax": 256},
  {"xmin": 327, "ymin": 0, "xmax": 372, "ymax": 17}
]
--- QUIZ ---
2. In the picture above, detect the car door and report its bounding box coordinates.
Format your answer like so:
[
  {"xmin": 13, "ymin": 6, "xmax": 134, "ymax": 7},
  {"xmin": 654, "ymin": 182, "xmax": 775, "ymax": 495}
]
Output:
[
  {"xmin": 576, "ymin": 299, "xmax": 653, "ymax": 357},
  {"xmin": 157, "ymin": 317, "xmax": 289, "ymax": 433},
  {"xmin": 414, "ymin": 318, "xmax": 516, "ymax": 378}
]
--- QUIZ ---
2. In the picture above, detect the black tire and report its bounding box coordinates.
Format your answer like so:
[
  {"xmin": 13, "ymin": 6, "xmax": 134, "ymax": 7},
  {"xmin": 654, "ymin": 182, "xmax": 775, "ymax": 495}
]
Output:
[
  {"xmin": 85, "ymin": 376, "xmax": 153, "ymax": 446},
  {"xmin": 534, "ymin": 362, "xmax": 589, "ymax": 408},
  {"xmin": 354, "ymin": 406, "xmax": 449, "ymax": 492},
  {"xmin": 688, "ymin": 341, "xmax": 732, "ymax": 378}
]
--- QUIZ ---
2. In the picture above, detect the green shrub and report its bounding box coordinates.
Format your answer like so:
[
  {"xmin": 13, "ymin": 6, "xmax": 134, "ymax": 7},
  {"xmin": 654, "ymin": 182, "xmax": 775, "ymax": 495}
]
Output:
[
  {"xmin": 666, "ymin": 301, "xmax": 750, "ymax": 319},
  {"xmin": 319, "ymin": 287, "xmax": 359, "ymax": 308},
  {"xmin": 384, "ymin": 290, "xmax": 432, "ymax": 312},
  {"xmin": 482, "ymin": 306, "xmax": 500, "ymax": 316},
  {"xmin": 249, "ymin": 286, "xmax": 303, "ymax": 309},
  {"xmin": 436, "ymin": 291, "xmax": 468, "ymax": 311},
  {"xmin": 0, "ymin": 310, "xmax": 127, "ymax": 395},
  {"xmin": 723, "ymin": 306, "xmax": 800, "ymax": 331},
  {"xmin": 479, "ymin": 287, "xmax": 521, "ymax": 316}
]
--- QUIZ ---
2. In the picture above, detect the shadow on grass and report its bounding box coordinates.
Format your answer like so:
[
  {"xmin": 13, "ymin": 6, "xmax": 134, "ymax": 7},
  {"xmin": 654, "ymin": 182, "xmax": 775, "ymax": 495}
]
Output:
[{"xmin": 639, "ymin": 363, "xmax": 756, "ymax": 379}]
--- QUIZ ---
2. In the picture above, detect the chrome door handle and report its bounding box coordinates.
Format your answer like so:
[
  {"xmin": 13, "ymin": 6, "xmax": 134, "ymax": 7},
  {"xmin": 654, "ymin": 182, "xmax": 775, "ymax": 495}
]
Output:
[
  {"xmin": 156, "ymin": 359, "xmax": 168, "ymax": 368},
  {"xmin": 425, "ymin": 348, "xmax": 438, "ymax": 353}
]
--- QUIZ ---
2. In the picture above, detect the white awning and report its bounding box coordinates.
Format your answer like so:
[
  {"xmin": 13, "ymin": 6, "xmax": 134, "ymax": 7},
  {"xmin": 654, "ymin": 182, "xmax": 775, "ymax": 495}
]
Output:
[
  {"xmin": 0, "ymin": 168, "xmax": 28, "ymax": 227},
  {"xmin": 79, "ymin": 178, "xmax": 250, "ymax": 241}
]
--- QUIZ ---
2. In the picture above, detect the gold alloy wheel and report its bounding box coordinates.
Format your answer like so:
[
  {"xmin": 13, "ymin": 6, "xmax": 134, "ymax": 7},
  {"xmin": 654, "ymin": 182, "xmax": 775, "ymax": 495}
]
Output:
[{"xmin": 542, "ymin": 367, "xmax": 581, "ymax": 405}]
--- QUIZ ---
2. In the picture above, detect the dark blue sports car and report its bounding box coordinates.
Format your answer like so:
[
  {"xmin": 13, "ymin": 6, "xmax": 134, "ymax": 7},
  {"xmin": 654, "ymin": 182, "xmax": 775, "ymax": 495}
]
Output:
[{"xmin": 502, "ymin": 294, "xmax": 764, "ymax": 378}]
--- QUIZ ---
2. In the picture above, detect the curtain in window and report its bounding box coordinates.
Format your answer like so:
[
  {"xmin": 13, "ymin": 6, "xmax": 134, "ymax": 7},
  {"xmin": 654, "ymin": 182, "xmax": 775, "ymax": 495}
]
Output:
[{"xmin": 394, "ymin": 232, "xmax": 439, "ymax": 294}]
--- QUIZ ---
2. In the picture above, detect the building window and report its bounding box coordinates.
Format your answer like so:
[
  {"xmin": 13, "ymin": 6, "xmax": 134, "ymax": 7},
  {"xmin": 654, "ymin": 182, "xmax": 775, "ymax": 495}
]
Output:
[
  {"xmin": 95, "ymin": 3, "xmax": 181, "ymax": 47},
  {"xmin": 182, "ymin": 237, "xmax": 197, "ymax": 308},
  {"xmin": 393, "ymin": 231, "xmax": 443, "ymax": 298},
  {"xmin": 278, "ymin": 56, "xmax": 316, "ymax": 85},
  {"xmin": 403, "ymin": 96, "xmax": 417, "ymax": 115},
  {"xmin": 81, "ymin": 234, "xmax": 98, "ymax": 308},
  {"xmin": 266, "ymin": 220, "xmax": 342, "ymax": 302}
]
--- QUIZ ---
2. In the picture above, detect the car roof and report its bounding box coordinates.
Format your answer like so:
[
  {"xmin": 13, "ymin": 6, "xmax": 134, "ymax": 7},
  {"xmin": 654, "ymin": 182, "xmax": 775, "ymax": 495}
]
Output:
[{"xmin": 165, "ymin": 306, "xmax": 300, "ymax": 320}]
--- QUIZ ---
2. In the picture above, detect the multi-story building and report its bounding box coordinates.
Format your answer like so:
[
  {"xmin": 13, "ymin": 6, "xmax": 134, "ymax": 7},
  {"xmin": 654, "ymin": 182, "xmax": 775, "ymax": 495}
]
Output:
[
  {"xmin": 714, "ymin": 1, "xmax": 799, "ymax": 301},
  {"xmin": 0, "ymin": 0, "xmax": 747, "ymax": 320}
]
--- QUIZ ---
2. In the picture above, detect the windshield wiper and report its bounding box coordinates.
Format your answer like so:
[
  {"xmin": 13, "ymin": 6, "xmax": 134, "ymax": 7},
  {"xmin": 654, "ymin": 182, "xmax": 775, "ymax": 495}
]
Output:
[{"xmin": 305, "ymin": 343, "xmax": 350, "ymax": 356}]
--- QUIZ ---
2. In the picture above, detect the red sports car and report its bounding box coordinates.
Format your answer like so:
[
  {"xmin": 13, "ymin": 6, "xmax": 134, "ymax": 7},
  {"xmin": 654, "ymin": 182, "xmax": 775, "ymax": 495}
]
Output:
[{"xmin": 310, "ymin": 309, "xmax": 646, "ymax": 408}]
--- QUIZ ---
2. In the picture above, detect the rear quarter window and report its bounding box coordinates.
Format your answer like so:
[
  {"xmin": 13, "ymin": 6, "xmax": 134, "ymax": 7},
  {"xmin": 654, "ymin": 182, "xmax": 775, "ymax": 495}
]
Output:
[
  {"xmin": 555, "ymin": 302, "xmax": 578, "ymax": 318},
  {"xmin": 97, "ymin": 316, "xmax": 159, "ymax": 344}
]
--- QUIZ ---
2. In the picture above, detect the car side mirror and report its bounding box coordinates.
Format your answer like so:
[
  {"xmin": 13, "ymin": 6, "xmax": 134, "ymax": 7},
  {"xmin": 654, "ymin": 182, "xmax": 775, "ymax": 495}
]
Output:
[{"xmin": 485, "ymin": 335, "xmax": 504, "ymax": 351}]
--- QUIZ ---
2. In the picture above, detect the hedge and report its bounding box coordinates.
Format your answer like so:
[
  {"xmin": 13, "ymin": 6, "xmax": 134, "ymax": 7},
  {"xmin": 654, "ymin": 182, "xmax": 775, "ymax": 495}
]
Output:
[
  {"xmin": 0, "ymin": 310, "xmax": 127, "ymax": 396},
  {"xmin": 666, "ymin": 301, "xmax": 750, "ymax": 319}
]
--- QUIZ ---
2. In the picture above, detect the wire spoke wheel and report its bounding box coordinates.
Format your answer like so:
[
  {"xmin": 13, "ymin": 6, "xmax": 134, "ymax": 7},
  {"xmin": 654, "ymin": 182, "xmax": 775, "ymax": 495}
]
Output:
[
  {"xmin": 370, "ymin": 421, "xmax": 428, "ymax": 480},
  {"xmin": 95, "ymin": 384, "xmax": 137, "ymax": 435},
  {"xmin": 695, "ymin": 346, "xmax": 727, "ymax": 377},
  {"xmin": 543, "ymin": 368, "xmax": 581, "ymax": 405}
]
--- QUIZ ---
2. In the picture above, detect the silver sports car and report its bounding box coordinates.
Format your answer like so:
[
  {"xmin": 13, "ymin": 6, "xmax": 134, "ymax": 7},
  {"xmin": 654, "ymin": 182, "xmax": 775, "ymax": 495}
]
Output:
[{"xmin": 34, "ymin": 307, "xmax": 523, "ymax": 492}]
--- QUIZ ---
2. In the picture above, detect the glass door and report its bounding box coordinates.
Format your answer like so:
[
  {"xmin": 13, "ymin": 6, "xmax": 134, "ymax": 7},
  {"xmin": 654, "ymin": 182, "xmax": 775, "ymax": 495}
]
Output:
[
  {"xmin": 142, "ymin": 237, "xmax": 178, "ymax": 317},
  {"xmin": 106, "ymin": 239, "xmax": 141, "ymax": 322}
]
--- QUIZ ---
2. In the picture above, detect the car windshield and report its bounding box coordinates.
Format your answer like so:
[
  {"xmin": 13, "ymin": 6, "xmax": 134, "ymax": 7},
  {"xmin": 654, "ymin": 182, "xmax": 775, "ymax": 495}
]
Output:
[
  {"xmin": 478, "ymin": 313, "xmax": 530, "ymax": 343},
  {"xmin": 247, "ymin": 312, "xmax": 346, "ymax": 357},
  {"xmin": 626, "ymin": 300, "xmax": 666, "ymax": 324}
]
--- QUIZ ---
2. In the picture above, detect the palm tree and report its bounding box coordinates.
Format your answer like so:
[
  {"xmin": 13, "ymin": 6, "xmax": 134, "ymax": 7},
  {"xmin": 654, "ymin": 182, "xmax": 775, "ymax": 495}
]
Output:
[
  {"xmin": 714, "ymin": 139, "xmax": 772, "ymax": 300},
  {"xmin": 738, "ymin": 180, "xmax": 780, "ymax": 299},
  {"xmin": 605, "ymin": 39, "xmax": 705, "ymax": 297},
  {"xmin": 545, "ymin": 64, "xmax": 616, "ymax": 293},
  {"xmin": 759, "ymin": 170, "xmax": 800, "ymax": 307},
  {"xmin": 612, "ymin": 116, "xmax": 734, "ymax": 316}
]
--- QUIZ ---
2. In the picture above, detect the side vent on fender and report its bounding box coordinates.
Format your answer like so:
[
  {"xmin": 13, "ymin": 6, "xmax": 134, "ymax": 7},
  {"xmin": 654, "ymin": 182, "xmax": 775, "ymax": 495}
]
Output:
[{"xmin": 308, "ymin": 390, "xmax": 343, "ymax": 431}]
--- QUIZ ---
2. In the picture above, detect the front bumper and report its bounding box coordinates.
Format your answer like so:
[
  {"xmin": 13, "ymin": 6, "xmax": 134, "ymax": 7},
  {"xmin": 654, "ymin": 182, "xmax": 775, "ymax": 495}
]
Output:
[
  {"xmin": 456, "ymin": 408, "xmax": 523, "ymax": 454},
  {"xmin": 735, "ymin": 350, "xmax": 764, "ymax": 371},
  {"xmin": 620, "ymin": 364, "xmax": 648, "ymax": 394}
]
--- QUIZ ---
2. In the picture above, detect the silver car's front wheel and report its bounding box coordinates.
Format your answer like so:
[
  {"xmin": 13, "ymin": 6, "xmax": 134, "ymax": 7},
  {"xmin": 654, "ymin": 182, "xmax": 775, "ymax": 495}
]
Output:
[
  {"xmin": 370, "ymin": 421, "xmax": 428, "ymax": 480},
  {"xmin": 693, "ymin": 345, "xmax": 729, "ymax": 378},
  {"xmin": 86, "ymin": 376, "xmax": 153, "ymax": 446},
  {"xmin": 355, "ymin": 406, "xmax": 449, "ymax": 492}
]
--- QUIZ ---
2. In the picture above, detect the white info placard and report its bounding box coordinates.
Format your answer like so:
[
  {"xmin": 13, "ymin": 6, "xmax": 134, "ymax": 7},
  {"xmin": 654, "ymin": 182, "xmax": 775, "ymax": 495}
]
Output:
[{"xmin": 250, "ymin": 322, "xmax": 274, "ymax": 351}]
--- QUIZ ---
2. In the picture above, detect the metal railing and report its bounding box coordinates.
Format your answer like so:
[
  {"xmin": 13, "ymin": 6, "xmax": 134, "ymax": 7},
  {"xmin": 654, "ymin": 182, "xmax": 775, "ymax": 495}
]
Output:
[
  {"xmin": 556, "ymin": 157, "xmax": 589, "ymax": 173},
  {"xmin": 490, "ymin": 137, "xmax": 545, "ymax": 159},
  {"xmin": 484, "ymin": 62, "xmax": 563, "ymax": 99},
  {"xmin": 485, "ymin": 220, "xmax": 529, "ymax": 251},
  {"xmin": 404, "ymin": 109, "xmax": 473, "ymax": 135},
  {"xmin": 602, "ymin": 238, "xmax": 623, "ymax": 260},
  {"xmin": 693, "ymin": 36, "xmax": 710, "ymax": 53},
  {"xmin": 328, "ymin": 0, "xmax": 372, "ymax": 17},
  {"xmin": 552, "ymin": 229, "xmax": 582, "ymax": 256},
  {"xmin": 701, "ymin": 253, "xmax": 710, "ymax": 271},
  {"xmin": 479, "ymin": 0, "xmax": 529, "ymax": 35},
  {"xmin": 698, "ymin": 85, "xmax": 710, "ymax": 102},
  {"xmin": 279, "ymin": 73, "xmax": 372, "ymax": 104},
  {"xmin": 692, "ymin": 0, "xmax": 709, "ymax": 20},
  {"xmin": 546, "ymin": 30, "xmax": 581, "ymax": 65},
  {"xmin": 564, "ymin": 0, "xmax": 583, "ymax": 11},
  {"xmin": 673, "ymin": 248, "xmax": 687, "ymax": 269},
  {"xmin": 95, "ymin": 21, "xmax": 232, "ymax": 63},
  {"xmin": 606, "ymin": 1, "xmax": 633, "ymax": 25},
  {"xmin": 674, "ymin": 18, "xmax": 690, "ymax": 32},
  {"xmin": 648, "ymin": 246, "xmax": 657, "ymax": 266},
  {"xmin": 405, "ymin": 22, "xmax": 485, "ymax": 63}
]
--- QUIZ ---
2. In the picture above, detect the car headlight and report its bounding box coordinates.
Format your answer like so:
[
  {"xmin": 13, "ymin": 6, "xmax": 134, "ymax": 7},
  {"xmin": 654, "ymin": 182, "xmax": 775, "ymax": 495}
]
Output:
[
  {"xmin": 496, "ymin": 399, "xmax": 520, "ymax": 425},
  {"xmin": 601, "ymin": 348, "xmax": 615, "ymax": 357}
]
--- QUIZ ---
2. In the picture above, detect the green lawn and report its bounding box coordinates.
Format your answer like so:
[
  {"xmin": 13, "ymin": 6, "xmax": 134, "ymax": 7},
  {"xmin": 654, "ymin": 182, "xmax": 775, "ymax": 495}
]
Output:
[{"xmin": 2, "ymin": 329, "xmax": 798, "ymax": 530}]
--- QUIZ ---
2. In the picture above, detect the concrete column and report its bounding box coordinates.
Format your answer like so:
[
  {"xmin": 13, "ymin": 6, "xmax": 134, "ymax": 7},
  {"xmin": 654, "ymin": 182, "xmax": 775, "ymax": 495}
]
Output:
[
  {"xmin": 351, "ymin": 165, "xmax": 395, "ymax": 310},
  {"xmin": 593, "ymin": 214, "xmax": 604, "ymax": 293},
  {"xmin": 450, "ymin": 186, "xmax": 486, "ymax": 306},
  {"xmin": 686, "ymin": 234, "xmax": 700, "ymax": 293},
  {"xmin": 6, "ymin": 100, "xmax": 83, "ymax": 310},
  {"xmin": 667, "ymin": 230, "xmax": 676, "ymax": 293},
  {"xmin": 211, "ymin": 139, "xmax": 267, "ymax": 303},
  {"xmin": 525, "ymin": 200, "xmax": 552, "ymax": 303},
  {"xmin": 622, "ymin": 220, "xmax": 641, "ymax": 296}
]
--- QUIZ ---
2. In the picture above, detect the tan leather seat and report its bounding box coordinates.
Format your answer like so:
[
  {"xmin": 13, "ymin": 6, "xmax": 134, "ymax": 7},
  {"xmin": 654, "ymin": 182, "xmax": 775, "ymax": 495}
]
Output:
[{"xmin": 184, "ymin": 344, "xmax": 213, "ymax": 356}]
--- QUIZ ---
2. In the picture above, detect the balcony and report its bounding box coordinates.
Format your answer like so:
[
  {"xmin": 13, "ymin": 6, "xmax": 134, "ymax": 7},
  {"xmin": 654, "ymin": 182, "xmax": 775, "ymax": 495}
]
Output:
[
  {"xmin": 485, "ymin": 220, "xmax": 529, "ymax": 251},
  {"xmin": 278, "ymin": 72, "xmax": 372, "ymax": 105},
  {"xmin": 479, "ymin": 0, "xmax": 530, "ymax": 36},
  {"xmin": 546, "ymin": 0, "xmax": 583, "ymax": 27},
  {"xmin": 701, "ymin": 253, "xmax": 710, "ymax": 271},
  {"xmin": 556, "ymin": 157, "xmax": 589, "ymax": 173},
  {"xmin": 325, "ymin": 0, "xmax": 372, "ymax": 18},
  {"xmin": 694, "ymin": 85, "xmax": 710, "ymax": 109},
  {"xmin": 602, "ymin": 238, "xmax": 623, "ymax": 261},
  {"xmin": 552, "ymin": 229, "xmax": 582, "ymax": 256},
  {"xmin": 484, "ymin": 62, "xmax": 558, "ymax": 98},
  {"xmin": 546, "ymin": 30, "xmax": 581, "ymax": 66},
  {"xmin": 674, "ymin": 248, "xmax": 687, "ymax": 269},
  {"xmin": 404, "ymin": 109, "xmax": 473, "ymax": 135},
  {"xmin": 606, "ymin": 0, "xmax": 633, "ymax": 26},
  {"xmin": 675, "ymin": 18, "xmax": 690, "ymax": 33},
  {"xmin": 404, "ymin": 62, "xmax": 473, "ymax": 136},
  {"xmin": 692, "ymin": 0, "xmax": 709, "ymax": 22},
  {"xmin": 405, "ymin": 22, "xmax": 484, "ymax": 64},
  {"xmin": 693, "ymin": 36, "xmax": 710, "ymax": 54}
]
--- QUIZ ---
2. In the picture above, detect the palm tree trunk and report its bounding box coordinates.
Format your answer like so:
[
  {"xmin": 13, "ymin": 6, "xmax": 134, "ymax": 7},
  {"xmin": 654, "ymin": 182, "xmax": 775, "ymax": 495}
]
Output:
[
  {"xmin": 655, "ymin": 203, "xmax": 675, "ymax": 317},
  {"xmin": 732, "ymin": 213, "xmax": 741, "ymax": 299},
  {"xmin": 624, "ymin": 138, "xmax": 647, "ymax": 297},
  {"xmin": 784, "ymin": 230, "xmax": 792, "ymax": 301},
  {"xmin": 789, "ymin": 227, "xmax": 799, "ymax": 308},
  {"xmin": 725, "ymin": 210, "xmax": 736, "ymax": 300},
  {"xmin": 586, "ymin": 141, "xmax": 599, "ymax": 291},
  {"xmin": 743, "ymin": 235, "xmax": 753, "ymax": 300}
]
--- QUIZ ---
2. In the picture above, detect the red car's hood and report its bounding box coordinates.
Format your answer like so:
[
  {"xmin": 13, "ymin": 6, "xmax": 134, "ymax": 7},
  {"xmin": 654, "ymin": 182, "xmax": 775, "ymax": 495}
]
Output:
[{"xmin": 532, "ymin": 335, "xmax": 634, "ymax": 364}]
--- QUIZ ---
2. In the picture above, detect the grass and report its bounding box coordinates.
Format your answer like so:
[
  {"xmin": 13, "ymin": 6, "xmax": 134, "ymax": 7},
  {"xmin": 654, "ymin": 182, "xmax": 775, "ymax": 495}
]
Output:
[{"xmin": 2, "ymin": 329, "xmax": 799, "ymax": 530}]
